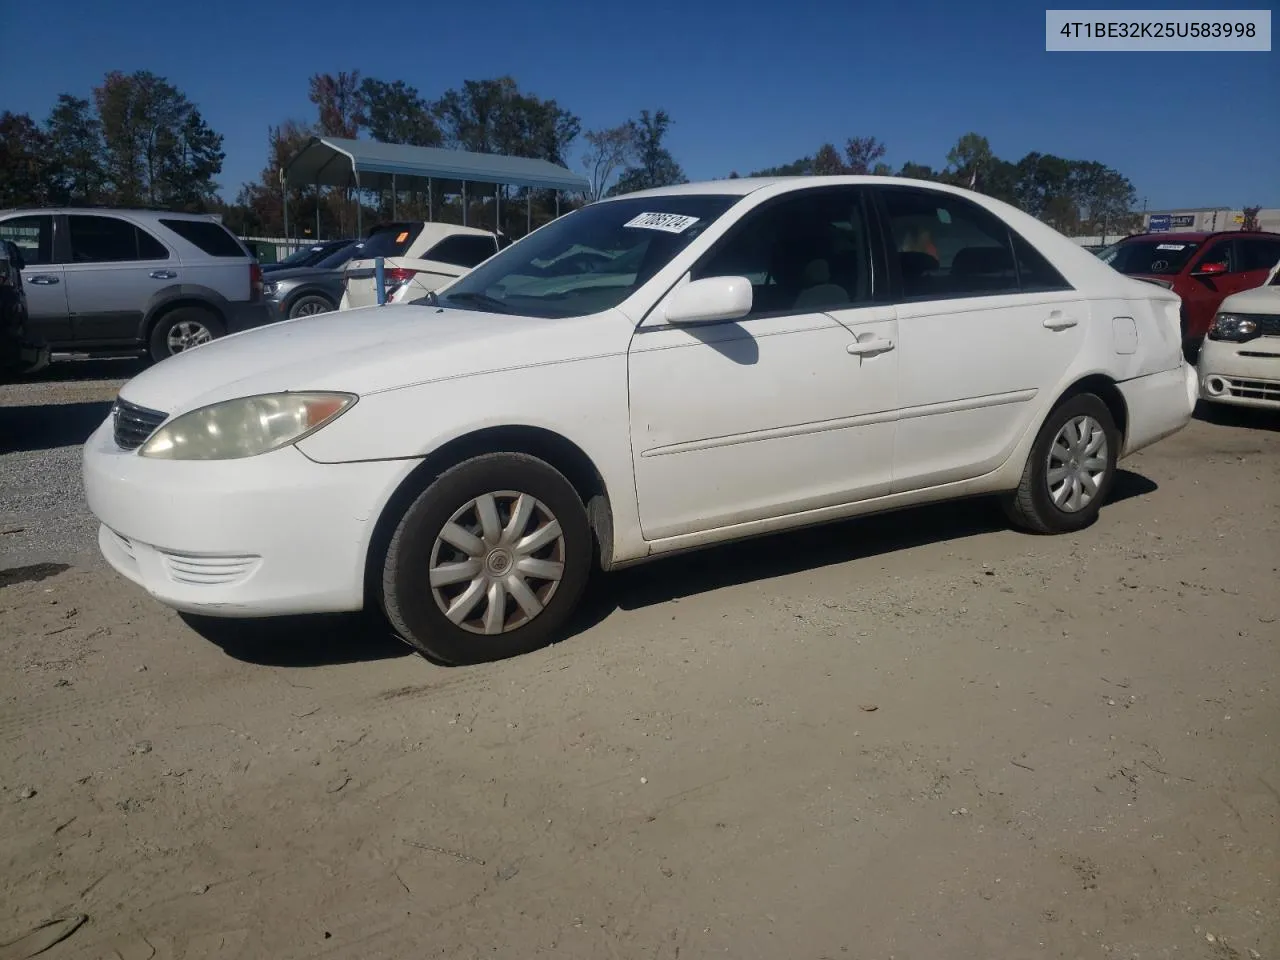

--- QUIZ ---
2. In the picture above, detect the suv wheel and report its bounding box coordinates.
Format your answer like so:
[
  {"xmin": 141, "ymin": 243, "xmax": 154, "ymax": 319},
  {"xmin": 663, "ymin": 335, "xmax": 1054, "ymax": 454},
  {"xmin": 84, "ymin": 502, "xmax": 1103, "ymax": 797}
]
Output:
[
  {"xmin": 149, "ymin": 307, "xmax": 225, "ymax": 362},
  {"xmin": 288, "ymin": 294, "xmax": 334, "ymax": 319}
]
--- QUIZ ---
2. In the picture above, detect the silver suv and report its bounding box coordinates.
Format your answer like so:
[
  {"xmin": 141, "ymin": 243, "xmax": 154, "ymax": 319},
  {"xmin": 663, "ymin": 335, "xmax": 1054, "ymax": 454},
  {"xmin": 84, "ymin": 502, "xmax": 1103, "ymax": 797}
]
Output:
[{"xmin": 0, "ymin": 209, "xmax": 271, "ymax": 362}]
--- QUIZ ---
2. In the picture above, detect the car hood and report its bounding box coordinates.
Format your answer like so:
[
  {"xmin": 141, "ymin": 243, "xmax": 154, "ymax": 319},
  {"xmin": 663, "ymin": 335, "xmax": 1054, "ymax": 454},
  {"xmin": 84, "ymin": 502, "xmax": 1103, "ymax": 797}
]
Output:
[
  {"xmin": 1219, "ymin": 284, "xmax": 1280, "ymax": 314},
  {"xmin": 116, "ymin": 305, "xmax": 613, "ymax": 416}
]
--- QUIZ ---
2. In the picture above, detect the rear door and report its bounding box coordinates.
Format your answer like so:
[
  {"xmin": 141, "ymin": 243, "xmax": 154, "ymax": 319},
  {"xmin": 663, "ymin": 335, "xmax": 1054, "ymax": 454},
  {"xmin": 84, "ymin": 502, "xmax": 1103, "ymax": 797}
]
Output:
[
  {"xmin": 62, "ymin": 214, "xmax": 174, "ymax": 344},
  {"xmin": 0, "ymin": 214, "xmax": 70, "ymax": 343},
  {"xmin": 874, "ymin": 184, "xmax": 1084, "ymax": 492}
]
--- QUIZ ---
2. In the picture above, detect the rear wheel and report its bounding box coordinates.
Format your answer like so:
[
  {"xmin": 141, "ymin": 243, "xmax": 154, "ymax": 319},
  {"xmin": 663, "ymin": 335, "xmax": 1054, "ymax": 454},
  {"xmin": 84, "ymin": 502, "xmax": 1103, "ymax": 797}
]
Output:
[
  {"xmin": 149, "ymin": 307, "xmax": 224, "ymax": 362},
  {"xmin": 380, "ymin": 453, "xmax": 592, "ymax": 665},
  {"xmin": 1003, "ymin": 393, "xmax": 1120, "ymax": 534}
]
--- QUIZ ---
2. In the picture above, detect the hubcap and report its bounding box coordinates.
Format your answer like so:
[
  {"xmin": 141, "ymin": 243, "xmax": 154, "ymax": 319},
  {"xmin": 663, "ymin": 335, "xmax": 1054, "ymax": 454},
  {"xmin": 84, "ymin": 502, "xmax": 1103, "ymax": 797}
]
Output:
[
  {"xmin": 1047, "ymin": 415, "xmax": 1109, "ymax": 513},
  {"xmin": 428, "ymin": 491, "xmax": 566, "ymax": 636},
  {"xmin": 167, "ymin": 320, "xmax": 213, "ymax": 354}
]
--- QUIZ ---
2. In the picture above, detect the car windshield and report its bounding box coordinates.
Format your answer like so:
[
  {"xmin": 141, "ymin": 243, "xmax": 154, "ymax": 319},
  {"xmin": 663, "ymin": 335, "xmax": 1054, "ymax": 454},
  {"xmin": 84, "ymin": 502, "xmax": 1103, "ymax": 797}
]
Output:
[
  {"xmin": 1103, "ymin": 239, "xmax": 1200, "ymax": 275},
  {"xmin": 314, "ymin": 241, "xmax": 360, "ymax": 270},
  {"xmin": 279, "ymin": 245, "xmax": 329, "ymax": 267},
  {"xmin": 435, "ymin": 195, "xmax": 742, "ymax": 318}
]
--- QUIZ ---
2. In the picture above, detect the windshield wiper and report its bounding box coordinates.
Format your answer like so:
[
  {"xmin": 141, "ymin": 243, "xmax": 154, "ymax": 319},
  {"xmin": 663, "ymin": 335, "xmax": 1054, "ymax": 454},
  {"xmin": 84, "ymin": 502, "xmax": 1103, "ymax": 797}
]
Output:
[{"xmin": 439, "ymin": 291, "xmax": 512, "ymax": 314}]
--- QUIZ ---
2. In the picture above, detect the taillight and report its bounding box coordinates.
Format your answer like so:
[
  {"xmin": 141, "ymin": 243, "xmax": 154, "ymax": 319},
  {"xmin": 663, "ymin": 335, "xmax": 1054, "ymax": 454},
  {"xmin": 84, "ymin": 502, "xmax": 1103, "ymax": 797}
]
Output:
[
  {"xmin": 385, "ymin": 267, "xmax": 416, "ymax": 286},
  {"xmin": 249, "ymin": 262, "xmax": 263, "ymax": 301}
]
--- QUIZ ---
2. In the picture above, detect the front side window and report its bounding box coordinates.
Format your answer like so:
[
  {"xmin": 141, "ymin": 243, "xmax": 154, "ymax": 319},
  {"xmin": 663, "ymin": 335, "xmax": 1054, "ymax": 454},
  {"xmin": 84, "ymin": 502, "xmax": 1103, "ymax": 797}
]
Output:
[
  {"xmin": 691, "ymin": 187, "xmax": 876, "ymax": 315},
  {"xmin": 436, "ymin": 195, "xmax": 741, "ymax": 318},
  {"xmin": 880, "ymin": 187, "xmax": 1020, "ymax": 298},
  {"xmin": 0, "ymin": 215, "xmax": 53, "ymax": 266},
  {"xmin": 1194, "ymin": 241, "xmax": 1234, "ymax": 273},
  {"xmin": 68, "ymin": 215, "xmax": 170, "ymax": 262},
  {"xmin": 1236, "ymin": 238, "xmax": 1280, "ymax": 273}
]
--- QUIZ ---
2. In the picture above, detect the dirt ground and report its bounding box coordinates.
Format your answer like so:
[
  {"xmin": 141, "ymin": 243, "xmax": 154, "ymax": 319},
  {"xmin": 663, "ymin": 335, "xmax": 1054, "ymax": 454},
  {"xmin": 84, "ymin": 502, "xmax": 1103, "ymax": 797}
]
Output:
[{"xmin": 1, "ymin": 368, "xmax": 1278, "ymax": 960}]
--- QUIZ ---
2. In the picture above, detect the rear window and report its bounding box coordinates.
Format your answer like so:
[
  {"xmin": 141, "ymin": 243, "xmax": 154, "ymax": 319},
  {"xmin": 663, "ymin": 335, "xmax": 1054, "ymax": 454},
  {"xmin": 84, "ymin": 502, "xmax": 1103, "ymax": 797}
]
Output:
[
  {"xmin": 360, "ymin": 223, "xmax": 425, "ymax": 259},
  {"xmin": 424, "ymin": 235, "xmax": 498, "ymax": 268},
  {"xmin": 159, "ymin": 218, "xmax": 248, "ymax": 258},
  {"xmin": 1104, "ymin": 240, "xmax": 1200, "ymax": 276}
]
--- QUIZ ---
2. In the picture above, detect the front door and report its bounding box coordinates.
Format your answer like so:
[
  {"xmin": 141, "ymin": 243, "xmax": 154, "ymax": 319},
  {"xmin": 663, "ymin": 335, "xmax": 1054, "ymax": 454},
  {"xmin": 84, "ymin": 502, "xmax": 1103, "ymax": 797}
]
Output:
[
  {"xmin": 0, "ymin": 214, "xmax": 71, "ymax": 343},
  {"xmin": 63, "ymin": 214, "xmax": 174, "ymax": 344},
  {"xmin": 628, "ymin": 186, "xmax": 898, "ymax": 541},
  {"xmin": 875, "ymin": 185, "xmax": 1085, "ymax": 491}
]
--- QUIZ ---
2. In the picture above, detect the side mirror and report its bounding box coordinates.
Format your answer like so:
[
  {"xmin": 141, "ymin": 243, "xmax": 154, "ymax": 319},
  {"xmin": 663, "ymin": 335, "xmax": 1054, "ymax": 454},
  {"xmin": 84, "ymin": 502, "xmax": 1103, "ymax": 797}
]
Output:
[
  {"xmin": 1192, "ymin": 261, "xmax": 1228, "ymax": 276},
  {"xmin": 5, "ymin": 241, "xmax": 25, "ymax": 272},
  {"xmin": 663, "ymin": 276, "xmax": 752, "ymax": 325}
]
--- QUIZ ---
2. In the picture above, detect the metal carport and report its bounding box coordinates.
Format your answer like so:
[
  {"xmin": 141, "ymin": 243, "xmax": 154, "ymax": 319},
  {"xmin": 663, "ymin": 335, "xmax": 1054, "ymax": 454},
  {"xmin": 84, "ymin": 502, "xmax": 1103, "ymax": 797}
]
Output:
[{"xmin": 281, "ymin": 136, "xmax": 590, "ymax": 240}]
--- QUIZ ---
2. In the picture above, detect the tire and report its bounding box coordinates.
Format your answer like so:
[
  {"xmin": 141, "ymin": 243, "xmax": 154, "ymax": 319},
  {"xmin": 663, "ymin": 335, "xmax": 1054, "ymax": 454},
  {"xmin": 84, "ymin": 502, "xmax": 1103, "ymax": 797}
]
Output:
[
  {"xmin": 287, "ymin": 294, "xmax": 335, "ymax": 319},
  {"xmin": 380, "ymin": 453, "xmax": 593, "ymax": 665},
  {"xmin": 1002, "ymin": 393, "xmax": 1120, "ymax": 535},
  {"xmin": 148, "ymin": 307, "xmax": 224, "ymax": 362}
]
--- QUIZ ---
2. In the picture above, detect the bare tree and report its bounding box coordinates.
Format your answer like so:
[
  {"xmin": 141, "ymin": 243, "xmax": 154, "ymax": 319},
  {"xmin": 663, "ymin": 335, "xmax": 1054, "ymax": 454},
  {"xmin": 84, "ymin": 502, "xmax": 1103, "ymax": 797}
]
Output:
[{"xmin": 581, "ymin": 124, "xmax": 634, "ymax": 202}]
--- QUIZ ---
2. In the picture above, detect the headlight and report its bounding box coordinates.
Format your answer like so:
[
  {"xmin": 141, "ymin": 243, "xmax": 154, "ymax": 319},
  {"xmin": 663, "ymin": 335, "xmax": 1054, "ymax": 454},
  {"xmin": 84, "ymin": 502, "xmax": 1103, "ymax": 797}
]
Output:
[
  {"xmin": 262, "ymin": 281, "xmax": 279, "ymax": 296},
  {"xmin": 1209, "ymin": 313, "xmax": 1259, "ymax": 342},
  {"xmin": 138, "ymin": 392, "xmax": 356, "ymax": 460}
]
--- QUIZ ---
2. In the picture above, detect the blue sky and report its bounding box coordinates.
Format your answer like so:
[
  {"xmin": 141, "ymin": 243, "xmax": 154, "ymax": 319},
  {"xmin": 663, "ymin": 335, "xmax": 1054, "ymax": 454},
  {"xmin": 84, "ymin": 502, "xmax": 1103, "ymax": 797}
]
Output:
[{"xmin": 3, "ymin": 0, "xmax": 1276, "ymax": 209}]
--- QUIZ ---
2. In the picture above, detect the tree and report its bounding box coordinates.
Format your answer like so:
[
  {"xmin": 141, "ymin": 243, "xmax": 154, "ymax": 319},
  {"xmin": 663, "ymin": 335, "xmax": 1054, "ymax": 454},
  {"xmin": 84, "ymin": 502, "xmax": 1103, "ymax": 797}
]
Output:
[
  {"xmin": 844, "ymin": 136, "xmax": 887, "ymax": 175},
  {"xmin": 749, "ymin": 155, "xmax": 813, "ymax": 177},
  {"xmin": 44, "ymin": 95, "xmax": 104, "ymax": 205},
  {"xmin": 811, "ymin": 143, "xmax": 846, "ymax": 175},
  {"xmin": 897, "ymin": 161, "xmax": 936, "ymax": 180},
  {"xmin": 945, "ymin": 132, "xmax": 993, "ymax": 190},
  {"xmin": 360, "ymin": 78, "xmax": 441, "ymax": 146},
  {"xmin": 581, "ymin": 123, "xmax": 634, "ymax": 202},
  {"xmin": 308, "ymin": 71, "xmax": 366, "ymax": 138},
  {"xmin": 93, "ymin": 71, "xmax": 224, "ymax": 207},
  {"xmin": 610, "ymin": 110, "xmax": 685, "ymax": 195},
  {"xmin": 0, "ymin": 112, "xmax": 49, "ymax": 207},
  {"xmin": 435, "ymin": 77, "xmax": 580, "ymax": 164},
  {"xmin": 1069, "ymin": 160, "xmax": 1137, "ymax": 234},
  {"xmin": 1241, "ymin": 206, "xmax": 1261, "ymax": 232},
  {"xmin": 981, "ymin": 158, "xmax": 1019, "ymax": 205}
]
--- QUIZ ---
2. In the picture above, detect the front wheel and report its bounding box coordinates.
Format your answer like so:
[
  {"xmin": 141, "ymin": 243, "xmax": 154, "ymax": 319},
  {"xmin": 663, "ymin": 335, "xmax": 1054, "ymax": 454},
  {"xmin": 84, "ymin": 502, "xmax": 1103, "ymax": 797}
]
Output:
[
  {"xmin": 288, "ymin": 294, "xmax": 334, "ymax": 319},
  {"xmin": 380, "ymin": 453, "xmax": 593, "ymax": 665},
  {"xmin": 1003, "ymin": 393, "xmax": 1120, "ymax": 534}
]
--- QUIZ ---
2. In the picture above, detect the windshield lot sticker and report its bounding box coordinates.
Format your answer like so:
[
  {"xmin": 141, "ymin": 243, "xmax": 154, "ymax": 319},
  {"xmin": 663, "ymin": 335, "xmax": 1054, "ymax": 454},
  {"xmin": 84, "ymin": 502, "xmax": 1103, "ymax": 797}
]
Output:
[
  {"xmin": 1155, "ymin": 243, "xmax": 1186, "ymax": 250},
  {"xmin": 624, "ymin": 213, "xmax": 701, "ymax": 234}
]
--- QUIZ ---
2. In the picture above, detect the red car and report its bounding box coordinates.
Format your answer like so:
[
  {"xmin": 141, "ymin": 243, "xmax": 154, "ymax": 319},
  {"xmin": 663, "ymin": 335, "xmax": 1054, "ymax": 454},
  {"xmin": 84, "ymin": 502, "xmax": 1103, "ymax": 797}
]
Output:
[{"xmin": 1102, "ymin": 230, "xmax": 1280, "ymax": 353}]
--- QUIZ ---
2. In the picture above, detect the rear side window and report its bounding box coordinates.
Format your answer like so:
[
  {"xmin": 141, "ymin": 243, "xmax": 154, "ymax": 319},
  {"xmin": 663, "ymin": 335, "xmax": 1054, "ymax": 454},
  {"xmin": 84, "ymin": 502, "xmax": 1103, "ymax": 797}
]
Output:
[
  {"xmin": 360, "ymin": 223, "xmax": 425, "ymax": 259},
  {"xmin": 68, "ymin": 215, "xmax": 171, "ymax": 262},
  {"xmin": 158, "ymin": 218, "xmax": 247, "ymax": 258},
  {"xmin": 424, "ymin": 235, "xmax": 498, "ymax": 268},
  {"xmin": 880, "ymin": 187, "xmax": 1020, "ymax": 299},
  {"xmin": 1010, "ymin": 231, "xmax": 1071, "ymax": 292},
  {"xmin": 0, "ymin": 215, "xmax": 53, "ymax": 266}
]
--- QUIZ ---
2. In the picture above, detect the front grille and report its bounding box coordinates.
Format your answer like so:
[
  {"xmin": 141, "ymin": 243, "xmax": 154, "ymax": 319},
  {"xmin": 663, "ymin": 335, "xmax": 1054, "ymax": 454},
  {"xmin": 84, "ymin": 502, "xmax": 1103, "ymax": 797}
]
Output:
[
  {"xmin": 113, "ymin": 399, "xmax": 168, "ymax": 451},
  {"xmin": 1226, "ymin": 378, "xmax": 1280, "ymax": 402}
]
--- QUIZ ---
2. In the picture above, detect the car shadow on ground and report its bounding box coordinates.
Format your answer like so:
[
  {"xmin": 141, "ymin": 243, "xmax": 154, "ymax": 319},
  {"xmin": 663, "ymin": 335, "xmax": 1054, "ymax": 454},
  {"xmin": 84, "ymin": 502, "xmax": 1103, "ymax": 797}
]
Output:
[
  {"xmin": 180, "ymin": 469, "xmax": 1159, "ymax": 669},
  {"xmin": 1194, "ymin": 400, "xmax": 1280, "ymax": 433},
  {"xmin": 0, "ymin": 401, "xmax": 113, "ymax": 454},
  {"xmin": 181, "ymin": 610, "xmax": 413, "ymax": 667}
]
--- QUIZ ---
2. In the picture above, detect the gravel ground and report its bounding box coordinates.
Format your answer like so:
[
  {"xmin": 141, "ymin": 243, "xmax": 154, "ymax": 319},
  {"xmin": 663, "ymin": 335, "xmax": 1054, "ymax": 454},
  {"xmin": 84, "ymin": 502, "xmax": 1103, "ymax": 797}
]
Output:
[{"xmin": 1, "ymin": 360, "xmax": 1278, "ymax": 959}]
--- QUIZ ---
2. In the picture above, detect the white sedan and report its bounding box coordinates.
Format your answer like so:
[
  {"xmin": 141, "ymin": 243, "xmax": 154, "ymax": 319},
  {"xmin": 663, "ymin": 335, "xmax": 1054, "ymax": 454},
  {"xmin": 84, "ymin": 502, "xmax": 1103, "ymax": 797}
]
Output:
[{"xmin": 83, "ymin": 177, "xmax": 1198, "ymax": 664}]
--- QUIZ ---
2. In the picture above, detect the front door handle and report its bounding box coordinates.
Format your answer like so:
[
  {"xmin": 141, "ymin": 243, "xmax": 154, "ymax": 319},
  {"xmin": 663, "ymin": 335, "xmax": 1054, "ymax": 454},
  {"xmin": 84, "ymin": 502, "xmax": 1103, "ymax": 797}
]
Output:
[
  {"xmin": 149, "ymin": 270, "xmax": 177, "ymax": 280},
  {"xmin": 28, "ymin": 275, "xmax": 60, "ymax": 285},
  {"xmin": 1044, "ymin": 311, "xmax": 1078, "ymax": 331},
  {"xmin": 847, "ymin": 337, "xmax": 895, "ymax": 356}
]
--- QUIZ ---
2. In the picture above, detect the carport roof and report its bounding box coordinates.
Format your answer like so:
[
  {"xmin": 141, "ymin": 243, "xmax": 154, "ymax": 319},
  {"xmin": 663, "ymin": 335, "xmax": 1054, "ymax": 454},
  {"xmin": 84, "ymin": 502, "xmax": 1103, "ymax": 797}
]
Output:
[{"xmin": 283, "ymin": 137, "xmax": 589, "ymax": 193}]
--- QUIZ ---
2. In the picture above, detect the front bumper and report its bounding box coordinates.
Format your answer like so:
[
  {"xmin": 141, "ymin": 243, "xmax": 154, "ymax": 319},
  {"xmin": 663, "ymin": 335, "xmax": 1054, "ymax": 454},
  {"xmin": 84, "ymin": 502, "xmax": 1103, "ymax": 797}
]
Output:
[
  {"xmin": 1199, "ymin": 336, "xmax": 1280, "ymax": 410},
  {"xmin": 82, "ymin": 416, "xmax": 417, "ymax": 616},
  {"xmin": 225, "ymin": 300, "xmax": 275, "ymax": 334}
]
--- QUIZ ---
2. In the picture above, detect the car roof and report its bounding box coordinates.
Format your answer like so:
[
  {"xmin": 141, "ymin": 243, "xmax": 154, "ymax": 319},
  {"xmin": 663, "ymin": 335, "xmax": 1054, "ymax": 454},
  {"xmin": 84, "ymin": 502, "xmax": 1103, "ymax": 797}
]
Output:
[
  {"xmin": 599, "ymin": 175, "xmax": 1023, "ymax": 202},
  {"xmin": 0, "ymin": 207, "xmax": 225, "ymax": 222},
  {"xmin": 1123, "ymin": 230, "xmax": 1280, "ymax": 243}
]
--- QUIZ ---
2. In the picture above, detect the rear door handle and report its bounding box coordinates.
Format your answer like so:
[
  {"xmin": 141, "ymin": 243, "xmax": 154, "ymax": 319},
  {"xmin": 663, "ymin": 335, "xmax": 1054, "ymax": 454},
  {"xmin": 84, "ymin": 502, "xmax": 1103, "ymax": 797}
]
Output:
[
  {"xmin": 28, "ymin": 275, "xmax": 60, "ymax": 285},
  {"xmin": 149, "ymin": 270, "xmax": 177, "ymax": 280},
  {"xmin": 1044, "ymin": 311, "xmax": 1078, "ymax": 331},
  {"xmin": 847, "ymin": 337, "xmax": 895, "ymax": 356}
]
